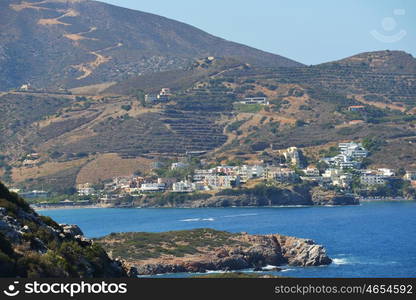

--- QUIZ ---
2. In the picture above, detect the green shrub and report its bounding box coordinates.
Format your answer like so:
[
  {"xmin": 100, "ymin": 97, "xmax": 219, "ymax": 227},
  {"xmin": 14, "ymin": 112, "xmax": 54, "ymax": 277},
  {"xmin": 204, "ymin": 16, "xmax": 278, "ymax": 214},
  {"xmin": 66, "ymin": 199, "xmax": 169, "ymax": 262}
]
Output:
[
  {"xmin": 233, "ymin": 103, "xmax": 262, "ymax": 113},
  {"xmin": 227, "ymin": 120, "xmax": 246, "ymax": 132},
  {"xmin": 40, "ymin": 216, "xmax": 61, "ymax": 231},
  {"xmin": 0, "ymin": 250, "xmax": 16, "ymax": 277}
]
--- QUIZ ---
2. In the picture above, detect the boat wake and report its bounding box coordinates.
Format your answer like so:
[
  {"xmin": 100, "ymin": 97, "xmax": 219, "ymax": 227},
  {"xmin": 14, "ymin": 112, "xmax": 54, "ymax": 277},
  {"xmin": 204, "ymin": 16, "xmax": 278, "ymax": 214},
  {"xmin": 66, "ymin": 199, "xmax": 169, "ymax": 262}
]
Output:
[{"xmin": 180, "ymin": 218, "xmax": 215, "ymax": 222}]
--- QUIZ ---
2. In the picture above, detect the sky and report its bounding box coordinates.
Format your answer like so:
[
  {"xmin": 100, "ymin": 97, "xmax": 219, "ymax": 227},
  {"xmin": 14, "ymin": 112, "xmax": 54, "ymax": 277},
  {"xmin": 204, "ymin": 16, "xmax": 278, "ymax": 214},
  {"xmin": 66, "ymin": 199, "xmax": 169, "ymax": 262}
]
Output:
[{"xmin": 101, "ymin": 0, "xmax": 416, "ymax": 65}]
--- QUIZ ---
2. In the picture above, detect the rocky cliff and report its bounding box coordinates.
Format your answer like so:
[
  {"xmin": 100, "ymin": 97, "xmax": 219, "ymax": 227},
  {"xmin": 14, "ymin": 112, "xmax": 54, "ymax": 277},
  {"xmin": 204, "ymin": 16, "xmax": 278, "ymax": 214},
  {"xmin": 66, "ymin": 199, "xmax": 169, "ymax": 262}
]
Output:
[
  {"xmin": 310, "ymin": 187, "xmax": 359, "ymax": 206},
  {"xmin": 138, "ymin": 185, "xmax": 358, "ymax": 208},
  {"xmin": 0, "ymin": 181, "xmax": 130, "ymax": 277},
  {"xmin": 96, "ymin": 229, "xmax": 332, "ymax": 276}
]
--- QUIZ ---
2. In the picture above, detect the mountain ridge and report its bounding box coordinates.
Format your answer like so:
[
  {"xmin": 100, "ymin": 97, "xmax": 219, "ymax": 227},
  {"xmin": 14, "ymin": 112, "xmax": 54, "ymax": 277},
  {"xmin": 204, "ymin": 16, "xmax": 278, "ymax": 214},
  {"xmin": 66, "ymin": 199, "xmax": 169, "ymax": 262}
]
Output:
[
  {"xmin": 0, "ymin": 0, "xmax": 302, "ymax": 90},
  {"xmin": 319, "ymin": 50, "xmax": 416, "ymax": 74}
]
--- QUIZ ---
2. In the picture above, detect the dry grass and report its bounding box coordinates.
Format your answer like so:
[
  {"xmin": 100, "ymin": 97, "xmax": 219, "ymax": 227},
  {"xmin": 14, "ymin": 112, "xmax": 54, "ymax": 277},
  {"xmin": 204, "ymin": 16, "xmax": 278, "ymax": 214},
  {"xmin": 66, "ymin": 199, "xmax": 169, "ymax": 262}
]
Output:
[
  {"xmin": 10, "ymin": 1, "xmax": 50, "ymax": 11},
  {"xmin": 70, "ymin": 82, "xmax": 116, "ymax": 95},
  {"xmin": 354, "ymin": 94, "xmax": 406, "ymax": 112},
  {"xmin": 12, "ymin": 158, "xmax": 88, "ymax": 182},
  {"xmin": 37, "ymin": 18, "xmax": 70, "ymax": 26},
  {"xmin": 76, "ymin": 153, "xmax": 153, "ymax": 184},
  {"xmin": 72, "ymin": 43, "xmax": 123, "ymax": 80}
]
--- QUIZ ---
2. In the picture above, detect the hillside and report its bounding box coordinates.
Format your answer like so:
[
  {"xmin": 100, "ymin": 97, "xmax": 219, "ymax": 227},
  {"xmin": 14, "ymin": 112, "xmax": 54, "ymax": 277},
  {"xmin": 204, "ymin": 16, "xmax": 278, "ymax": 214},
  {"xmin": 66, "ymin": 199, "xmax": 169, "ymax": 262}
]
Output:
[
  {"xmin": 0, "ymin": 181, "xmax": 130, "ymax": 277},
  {"xmin": 0, "ymin": 0, "xmax": 301, "ymax": 90},
  {"xmin": 331, "ymin": 50, "xmax": 416, "ymax": 74},
  {"xmin": 1, "ymin": 50, "xmax": 416, "ymax": 191}
]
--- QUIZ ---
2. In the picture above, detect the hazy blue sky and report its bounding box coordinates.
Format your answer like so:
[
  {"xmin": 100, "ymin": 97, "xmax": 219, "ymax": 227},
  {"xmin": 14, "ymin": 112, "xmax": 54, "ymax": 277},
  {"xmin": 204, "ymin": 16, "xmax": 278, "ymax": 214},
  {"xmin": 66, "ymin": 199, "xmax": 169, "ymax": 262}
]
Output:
[{"xmin": 101, "ymin": 0, "xmax": 415, "ymax": 65}]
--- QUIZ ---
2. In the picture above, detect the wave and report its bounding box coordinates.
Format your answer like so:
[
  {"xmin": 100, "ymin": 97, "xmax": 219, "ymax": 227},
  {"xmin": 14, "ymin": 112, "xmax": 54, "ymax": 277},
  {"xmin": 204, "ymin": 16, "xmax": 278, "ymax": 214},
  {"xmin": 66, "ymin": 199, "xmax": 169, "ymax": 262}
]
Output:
[
  {"xmin": 262, "ymin": 265, "xmax": 280, "ymax": 271},
  {"xmin": 281, "ymin": 268, "xmax": 295, "ymax": 272},
  {"xmin": 205, "ymin": 270, "xmax": 227, "ymax": 274},
  {"xmin": 180, "ymin": 217, "xmax": 215, "ymax": 222},
  {"xmin": 332, "ymin": 256, "xmax": 397, "ymax": 266},
  {"xmin": 332, "ymin": 258, "xmax": 351, "ymax": 265}
]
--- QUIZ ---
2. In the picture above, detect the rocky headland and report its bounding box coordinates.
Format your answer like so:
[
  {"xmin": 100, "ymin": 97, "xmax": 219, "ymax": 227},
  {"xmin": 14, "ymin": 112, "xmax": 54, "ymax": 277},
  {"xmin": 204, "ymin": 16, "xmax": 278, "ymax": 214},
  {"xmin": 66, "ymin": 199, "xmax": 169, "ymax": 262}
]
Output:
[{"xmin": 96, "ymin": 229, "xmax": 332, "ymax": 276}]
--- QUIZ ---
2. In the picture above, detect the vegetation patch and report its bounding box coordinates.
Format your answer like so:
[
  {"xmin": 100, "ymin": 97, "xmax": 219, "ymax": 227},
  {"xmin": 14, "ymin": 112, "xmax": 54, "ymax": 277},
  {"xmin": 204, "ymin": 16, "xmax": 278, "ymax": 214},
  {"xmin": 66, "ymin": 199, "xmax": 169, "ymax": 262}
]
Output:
[
  {"xmin": 233, "ymin": 103, "xmax": 263, "ymax": 113},
  {"xmin": 96, "ymin": 229, "xmax": 249, "ymax": 261}
]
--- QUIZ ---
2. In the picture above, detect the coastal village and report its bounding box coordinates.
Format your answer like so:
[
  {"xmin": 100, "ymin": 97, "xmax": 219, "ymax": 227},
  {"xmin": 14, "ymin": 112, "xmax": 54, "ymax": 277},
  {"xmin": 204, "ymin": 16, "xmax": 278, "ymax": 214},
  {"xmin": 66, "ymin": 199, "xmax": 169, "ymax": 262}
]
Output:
[
  {"xmin": 7, "ymin": 67, "xmax": 416, "ymax": 210},
  {"xmin": 6, "ymin": 82, "xmax": 416, "ymax": 209},
  {"xmin": 23, "ymin": 138, "xmax": 416, "ymax": 208},
  {"xmin": 2, "ymin": 0, "xmax": 416, "ymax": 281}
]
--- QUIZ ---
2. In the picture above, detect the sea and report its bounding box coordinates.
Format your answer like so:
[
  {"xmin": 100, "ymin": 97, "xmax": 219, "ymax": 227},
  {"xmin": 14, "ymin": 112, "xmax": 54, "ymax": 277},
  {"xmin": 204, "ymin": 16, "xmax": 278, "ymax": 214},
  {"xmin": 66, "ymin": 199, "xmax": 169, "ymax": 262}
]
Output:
[{"xmin": 39, "ymin": 201, "xmax": 416, "ymax": 278}]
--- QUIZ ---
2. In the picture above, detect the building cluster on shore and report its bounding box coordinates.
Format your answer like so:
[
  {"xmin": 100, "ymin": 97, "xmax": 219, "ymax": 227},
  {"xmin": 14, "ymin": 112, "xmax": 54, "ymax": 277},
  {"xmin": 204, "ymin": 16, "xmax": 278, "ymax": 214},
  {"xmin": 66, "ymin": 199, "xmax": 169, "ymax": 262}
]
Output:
[
  {"xmin": 70, "ymin": 142, "xmax": 416, "ymax": 206},
  {"xmin": 16, "ymin": 141, "xmax": 415, "ymax": 208}
]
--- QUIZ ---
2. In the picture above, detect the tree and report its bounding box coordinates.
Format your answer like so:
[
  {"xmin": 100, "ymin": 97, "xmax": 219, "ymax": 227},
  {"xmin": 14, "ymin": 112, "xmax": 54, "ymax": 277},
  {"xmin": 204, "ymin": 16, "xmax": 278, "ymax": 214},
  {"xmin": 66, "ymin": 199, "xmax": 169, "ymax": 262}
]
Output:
[
  {"xmin": 295, "ymin": 120, "xmax": 307, "ymax": 127},
  {"xmin": 121, "ymin": 104, "xmax": 132, "ymax": 111},
  {"xmin": 132, "ymin": 89, "xmax": 146, "ymax": 107}
]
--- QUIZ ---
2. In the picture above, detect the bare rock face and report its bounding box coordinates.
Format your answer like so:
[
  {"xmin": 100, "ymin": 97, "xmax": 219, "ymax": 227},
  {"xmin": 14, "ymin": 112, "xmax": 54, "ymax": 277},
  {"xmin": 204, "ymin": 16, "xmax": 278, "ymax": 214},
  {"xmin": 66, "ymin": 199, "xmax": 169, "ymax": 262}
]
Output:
[
  {"xmin": 0, "ymin": 209, "xmax": 23, "ymax": 243},
  {"xmin": 273, "ymin": 235, "xmax": 332, "ymax": 266},
  {"xmin": 61, "ymin": 224, "xmax": 84, "ymax": 238},
  {"xmin": 311, "ymin": 187, "xmax": 358, "ymax": 206}
]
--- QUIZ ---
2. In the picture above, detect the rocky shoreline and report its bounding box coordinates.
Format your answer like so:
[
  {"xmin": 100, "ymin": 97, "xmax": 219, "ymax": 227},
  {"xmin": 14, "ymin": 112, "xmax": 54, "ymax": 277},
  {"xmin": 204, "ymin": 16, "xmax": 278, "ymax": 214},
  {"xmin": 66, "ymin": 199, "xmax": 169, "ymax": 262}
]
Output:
[
  {"xmin": 138, "ymin": 185, "xmax": 358, "ymax": 208},
  {"xmin": 96, "ymin": 229, "xmax": 332, "ymax": 276}
]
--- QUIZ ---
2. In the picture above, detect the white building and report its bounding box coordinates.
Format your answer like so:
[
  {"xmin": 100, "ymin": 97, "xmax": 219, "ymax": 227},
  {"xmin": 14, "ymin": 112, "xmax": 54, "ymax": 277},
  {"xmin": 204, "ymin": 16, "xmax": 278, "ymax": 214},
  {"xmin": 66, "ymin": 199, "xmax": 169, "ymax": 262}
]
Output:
[
  {"xmin": 77, "ymin": 183, "xmax": 95, "ymax": 196},
  {"xmin": 377, "ymin": 168, "xmax": 395, "ymax": 177},
  {"xmin": 339, "ymin": 142, "xmax": 368, "ymax": 159},
  {"xmin": 173, "ymin": 181, "xmax": 193, "ymax": 192},
  {"xmin": 323, "ymin": 154, "xmax": 360, "ymax": 169},
  {"xmin": 264, "ymin": 167, "xmax": 298, "ymax": 182},
  {"xmin": 157, "ymin": 178, "xmax": 177, "ymax": 189},
  {"xmin": 140, "ymin": 183, "xmax": 165, "ymax": 192},
  {"xmin": 282, "ymin": 147, "xmax": 300, "ymax": 167},
  {"xmin": 171, "ymin": 162, "xmax": 189, "ymax": 170},
  {"xmin": 404, "ymin": 171, "xmax": 416, "ymax": 181},
  {"xmin": 332, "ymin": 174, "xmax": 353, "ymax": 188},
  {"xmin": 203, "ymin": 175, "xmax": 240, "ymax": 190},
  {"xmin": 157, "ymin": 88, "xmax": 171, "ymax": 101},
  {"xmin": 159, "ymin": 88, "xmax": 171, "ymax": 96},
  {"xmin": 322, "ymin": 168, "xmax": 342, "ymax": 179},
  {"xmin": 322, "ymin": 142, "xmax": 368, "ymax": 170},
  {"xmin": 239, "ymin": 97, "xmax": 269, "ymax": 105},
  {"xmin": 303, "ymin": 168, "xmax": 320, "ymax": 177},
  {"xmin": 193, "ymin": 169, "xmax": 214, "ymax": 181},
  {"xmin": 360, "ymin": 174, "xmax": 387, "ymax": 186},
  {"xmin": 238, "ymin": 165, "xmax": 264, "ymax": 182},
  {"xmin": 215, "ymin": 165, "xmax": 238, "ymax": 176}
]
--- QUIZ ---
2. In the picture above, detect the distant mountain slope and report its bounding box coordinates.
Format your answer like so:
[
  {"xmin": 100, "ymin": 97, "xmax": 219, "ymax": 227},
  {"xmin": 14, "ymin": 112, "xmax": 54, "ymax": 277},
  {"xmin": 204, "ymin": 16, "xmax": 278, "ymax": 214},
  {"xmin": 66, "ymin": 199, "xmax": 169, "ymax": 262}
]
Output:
[
  {"xmin": 327, "ymin": 50, "xmax": 416, "ymax": 74},
  {"xmin": 0, "ymin": 0, "xmax": 302, "ymax": 90}
]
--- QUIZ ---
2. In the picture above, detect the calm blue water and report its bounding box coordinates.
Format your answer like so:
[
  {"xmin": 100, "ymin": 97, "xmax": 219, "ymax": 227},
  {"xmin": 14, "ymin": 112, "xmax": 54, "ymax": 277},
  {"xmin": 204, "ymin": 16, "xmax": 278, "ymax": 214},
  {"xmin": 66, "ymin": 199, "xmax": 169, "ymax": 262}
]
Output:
[{"xmin": 39, "ymin": 202, "xmax": 416, "ymax": 278}]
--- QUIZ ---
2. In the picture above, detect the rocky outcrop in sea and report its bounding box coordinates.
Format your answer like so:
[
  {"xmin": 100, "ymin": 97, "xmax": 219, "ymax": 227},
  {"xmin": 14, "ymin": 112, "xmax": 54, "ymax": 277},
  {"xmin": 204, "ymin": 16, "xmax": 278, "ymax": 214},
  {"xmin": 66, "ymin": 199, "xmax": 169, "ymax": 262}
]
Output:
[{"xmin": 97, "ymin": 229, "xmax": 332, "ymax": 276}]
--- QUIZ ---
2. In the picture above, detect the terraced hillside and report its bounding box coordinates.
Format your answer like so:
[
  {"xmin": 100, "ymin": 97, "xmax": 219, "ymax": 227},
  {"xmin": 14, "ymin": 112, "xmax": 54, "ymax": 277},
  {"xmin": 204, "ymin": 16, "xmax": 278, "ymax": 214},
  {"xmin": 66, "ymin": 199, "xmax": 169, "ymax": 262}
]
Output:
[
  {"xmin": 1, "ymin": 51, "xmax": 415, "ymax": 191},
  {"xmin": 208, "ymin": 51, "xmax": 416, "ymax": 110},
  {"xmin": 0, "ymin": 87, "xmax": 230, "ymax": 191},
  {"xmin": 51, "ymin": 111, "xmax": 227, "ymax": 157}
]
